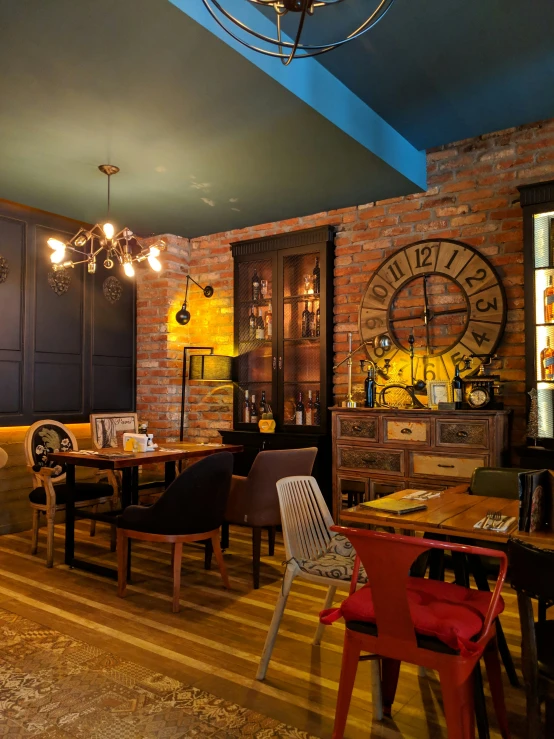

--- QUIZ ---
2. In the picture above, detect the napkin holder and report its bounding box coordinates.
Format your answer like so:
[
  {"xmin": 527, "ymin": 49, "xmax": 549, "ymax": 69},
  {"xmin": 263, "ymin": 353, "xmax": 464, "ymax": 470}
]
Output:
[{"xmin": 123, "ymin": 433, "xmax": 155, "ymax": 452}]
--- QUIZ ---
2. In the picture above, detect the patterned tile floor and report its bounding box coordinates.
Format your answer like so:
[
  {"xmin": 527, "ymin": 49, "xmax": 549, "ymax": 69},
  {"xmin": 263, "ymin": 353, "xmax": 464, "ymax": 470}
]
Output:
[{"xmin": 0, "ymin": 608, "xmax": 318, "ymax": 739}]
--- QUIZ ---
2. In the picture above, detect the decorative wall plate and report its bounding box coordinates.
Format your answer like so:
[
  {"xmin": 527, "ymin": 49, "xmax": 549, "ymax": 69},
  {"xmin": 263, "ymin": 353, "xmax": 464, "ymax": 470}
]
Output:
[
  {"xmin": 48, "ymin": 269, "xmax": 71, "ymax": 296},
  {"xmin": 0, "ymin": 255, "xmax": 9, "ymax": 284},
  {"xmin": 103, "ymin": 275, "xmax": 123, "ymax": 304}
]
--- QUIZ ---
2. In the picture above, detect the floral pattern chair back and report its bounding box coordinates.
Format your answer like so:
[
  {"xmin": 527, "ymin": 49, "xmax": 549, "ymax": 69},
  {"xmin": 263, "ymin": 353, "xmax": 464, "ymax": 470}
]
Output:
[
  {"xmin": 24, "ymin": 420, "xmax": 78, "ymax": 483},
  {"xmin": 0, "ymin": 447, "xmax": 7, "ymax": 470}
]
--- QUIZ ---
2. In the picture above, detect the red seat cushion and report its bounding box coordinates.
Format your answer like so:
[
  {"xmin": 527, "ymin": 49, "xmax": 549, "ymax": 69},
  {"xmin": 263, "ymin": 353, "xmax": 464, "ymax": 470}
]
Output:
[{"xmin": 321, "ymin": 578, "xmax": 504, "ymax": 656}]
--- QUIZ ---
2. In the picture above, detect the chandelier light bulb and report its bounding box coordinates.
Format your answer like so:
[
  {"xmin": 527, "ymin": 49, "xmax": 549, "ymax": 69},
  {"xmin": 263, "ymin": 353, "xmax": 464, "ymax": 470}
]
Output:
[
  {"xmin": 50, "ymin": 248, "xmax": 66, "ymax": 264},
  {"xmin": 47, "ymin": 237, "xmax": 66, "ymax": 251},
  {"xmin": 148, "ymin": 255, "xmax": 162, "ymax": 272},
  {"xmin": 103, "ymin": 222, "xmax": 115, "ymax": 239},
  {"xmin": 123, "ymin": 255, "xmax": 135, "ymax": 278},
  {"xmin": 87, "ymin": 259, "xmax": 97, "ymax": 274},
  {"xmin": 74, "ymin": 234, "xmax": 88, "ymax": 247}
]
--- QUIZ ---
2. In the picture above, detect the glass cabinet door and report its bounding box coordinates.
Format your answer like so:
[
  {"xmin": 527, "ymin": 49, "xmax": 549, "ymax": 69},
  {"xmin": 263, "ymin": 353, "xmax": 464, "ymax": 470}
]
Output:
[
  {"xmin": 280, "ymin": 248, "xmax": 323, "ymax": 430},
  {"xmin": 533, "ymin": 209, "xmax": 554, "ymax": 438},
  {"xmin": 235, "ymin": 256, "xmax": 275, "ymax": 427}
]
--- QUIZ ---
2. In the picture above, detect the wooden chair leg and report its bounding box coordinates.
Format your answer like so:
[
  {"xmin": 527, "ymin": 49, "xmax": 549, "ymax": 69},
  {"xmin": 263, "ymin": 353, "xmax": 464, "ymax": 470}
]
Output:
[
  {"xmin": 256, "ymin": 564, "xmax": 297, "ymax": 681},
  {"xmin": 253, "ymin": 526, "xmax": 262, "ymax": 589},
  {"xmin": 221, "ymin": 521, "xmax": 230, "ymax": 550},
  {"xmin": 31, "ymin": 509, "xmax": 40, "ymax": 555},
  {"xmin": 172, "ymin": 542, "xmax": 183, "ymax": 613},
  {"xmin": 117, "ymin": 529, "xmax": 128, "ymax": 598},
  {"xmin": 268, "ymin": 526, "xmax": 276, "ymax": 557},
  {"xmin": 482, "ymin": 639, "xmax": 509, "ymax": 739},
  {"xmin": 313, "ymin": 585, "xmax": 336, "ymax": 646},
  {"xmin": 495, "ymin": 617, "xmax": 519, "ymax": 688},
  {"xmin": 46, "ymin": 512, "xmax": 55, "ymax": 568},
  {"xmin": 211, "ymin": 533, "xmax": 230, "ymax": 589},
  {"xmin": 90, "ymin": 504, "xmax": 98, "ymax": 537},
  {"xmin": 332, "ymin": 630, "xmax": 362, "ymax": 739},
  {"xmin": 204, "ymin": 538, "xmax": 213, "ymax": 570},
  {"xmin": 439, "ymin": 666, "xmax": 475, "ymax": 739},
  {"xmin": 109, "ymin": 498, "xmax": 116, "ymax": 552}
]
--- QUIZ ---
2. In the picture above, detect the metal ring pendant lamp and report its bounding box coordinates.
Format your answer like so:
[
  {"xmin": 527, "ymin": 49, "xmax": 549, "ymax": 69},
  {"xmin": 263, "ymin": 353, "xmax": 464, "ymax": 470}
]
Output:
[{"xmin": 201, "ymin": 0, "xmax": 396, "ymax": 65}]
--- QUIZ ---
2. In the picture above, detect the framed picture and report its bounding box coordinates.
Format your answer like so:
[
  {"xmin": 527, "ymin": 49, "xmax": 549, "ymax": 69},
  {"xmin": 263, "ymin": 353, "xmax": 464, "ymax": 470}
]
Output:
[
  {"xmin": 427, "ymin": 381, "xmax": 451, "ymax": 409},
  {"xmin": 90, "ymin": 413, "xmax": 138, "ymax": 449}
]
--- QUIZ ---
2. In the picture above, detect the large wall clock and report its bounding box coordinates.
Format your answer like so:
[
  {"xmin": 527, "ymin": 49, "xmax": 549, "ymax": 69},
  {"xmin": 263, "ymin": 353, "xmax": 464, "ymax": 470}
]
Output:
[{"xmin": 359, "ymin": 238, "xmax": 507, "ymax": 383}]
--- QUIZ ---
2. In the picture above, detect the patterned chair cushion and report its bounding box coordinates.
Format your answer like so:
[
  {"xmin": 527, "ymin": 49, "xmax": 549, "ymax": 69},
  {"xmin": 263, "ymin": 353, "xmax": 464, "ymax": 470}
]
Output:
[
  {"xmin": 31, "ymin": 424, "xmax": 74, "ymax": 480},
  {"xmin": 298, "ymin": 534, "xmax": 367, "ymax": 583}
]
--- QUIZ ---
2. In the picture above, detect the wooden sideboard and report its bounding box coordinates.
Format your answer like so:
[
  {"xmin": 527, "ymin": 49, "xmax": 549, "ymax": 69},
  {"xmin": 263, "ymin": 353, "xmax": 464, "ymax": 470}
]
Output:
[{"xmin": 331, "ymin": 407, "xmax": 511, "ymax": 520}]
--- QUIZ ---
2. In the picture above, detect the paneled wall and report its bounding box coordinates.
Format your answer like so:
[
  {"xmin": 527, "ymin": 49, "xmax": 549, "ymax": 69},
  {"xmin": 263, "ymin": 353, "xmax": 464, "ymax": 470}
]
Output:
[{"xmin": 0, "ymin": 200, "xmax": 136, "ymax": 425}]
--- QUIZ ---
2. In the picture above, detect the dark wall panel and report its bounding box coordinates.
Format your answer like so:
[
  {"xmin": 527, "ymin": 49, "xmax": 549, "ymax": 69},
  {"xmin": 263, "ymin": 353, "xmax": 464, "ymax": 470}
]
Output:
[
  {"xmin": 92, "ymin": 365, "xmax": 133, "ymax": 410},
  {"xmin": 92, "ymin": 265, "xmax": 134, "ymax": 359},
  {"xmin": 0, "ymin": 215, "xmax": 24, "ymax": 352},
  {"xmin": 0, "ymin": 361, "xmax": 21, "ymax": 414},
  {"xmin": 34, "ymin": 362, "xmax": 82, "ymax": 413}
]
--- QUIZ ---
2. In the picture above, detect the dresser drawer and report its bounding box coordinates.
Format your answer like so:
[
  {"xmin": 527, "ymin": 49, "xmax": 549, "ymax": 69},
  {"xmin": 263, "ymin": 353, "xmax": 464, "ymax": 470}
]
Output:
[
  {"xmin": 337, "ymin": 415, "xmax": 378, "ymax": 442},
  {"xmin": 410, "ymin": 452, "xmax": 487, "ymax": 480},
  {"xmin": 338, "ymin": 446, "xmax": 404, "ymax": 476},
  {"xmin": 383, "ymin": 418, "xmax": 430, "ymax": 444},
  {"xmin": 435, "ymin": 419, "xmax": 489, "ymax": 449}
]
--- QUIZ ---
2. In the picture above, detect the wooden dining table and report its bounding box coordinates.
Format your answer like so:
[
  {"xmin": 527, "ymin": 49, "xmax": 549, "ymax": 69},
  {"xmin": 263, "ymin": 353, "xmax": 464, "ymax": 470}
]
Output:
[{"xmin": 48, "ymin": 442, "xmax": 243, "ymax": 578}]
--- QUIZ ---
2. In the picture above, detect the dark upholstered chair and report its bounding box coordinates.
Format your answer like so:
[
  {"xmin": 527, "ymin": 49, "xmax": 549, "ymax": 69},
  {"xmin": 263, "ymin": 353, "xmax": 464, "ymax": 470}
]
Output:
[
  {"xmin": 222, "ymin": 447, "xmax": 317, "ymax": 589},
  {"xmin": 24, "ymin": 420, "xmax": 118, "ymax": 567},
  {"xmin": 509, "ymin": 538, "xmax": 554, "ymax": 738},
  {"xmin": 447, "ymin": 466, "xmax": 531, "ymax": 498},
  {"xmin": 116, "ymin": 452, "xmax": 234, "ymax": 612}
]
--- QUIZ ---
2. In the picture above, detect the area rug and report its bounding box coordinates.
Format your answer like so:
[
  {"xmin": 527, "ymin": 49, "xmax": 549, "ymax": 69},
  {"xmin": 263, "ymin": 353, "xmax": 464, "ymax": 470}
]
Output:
[{"xmin": 0, "ymin": 608, "xmax": 318, "ymax": 738}]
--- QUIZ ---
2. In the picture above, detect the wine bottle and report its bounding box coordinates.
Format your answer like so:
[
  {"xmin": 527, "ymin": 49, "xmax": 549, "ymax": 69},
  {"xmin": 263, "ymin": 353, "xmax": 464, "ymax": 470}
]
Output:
[
  {"xmin": 265, "ymin": 307, "xmax": 272, "ymax": 339},
  {"xmin": 545, "ymin": 275, "xmax": 554, "ymax": 323},
  {"xmin": 308, "ymin": 301, "xmax": 315, "ymax": 337},
  {"xmin": 314, "ymin": 390, "xmax": 321, "ymax": 425},
  {"xmin": 305, "ymin": 390, "xmax": 314, "ymax": 425},
  {"xmin": 364, "ymin": 366, "xmax": 375, "ymax": 408},
  {"xmin": 452, "ymin": 365, "xmax": 463, "ymax": 409},
  {"xmin": 244, "ymin": 389, "xmax": 250, "ymax": 423},
  {"xmin": 260, "ymin": 390, "xmax": 267, "ymax": 417},
  {"xmin": 302, "ymin": 301, "xmax": 310, "ymax": 338},
  {"xmin": 255, "ymin": 309, "xmax": 265, "ymax": 340},
  {"xmin": 315, "ymin": 301, "xmax": 320, "ymax": 337},
  {"xmin": 313, "ymin": 256, "xmax": 320, "ymax": 294},
  {"xmin": 541, "ymin": 336, "xmax": 554, "ymax": 380},
  {"xmin": 249, "ymin": 306, "xmax": 256, "ymax": 340},
  {"xmin": 250, "ymin": 394, "xmax": 259, "ymax": 424},
  {"xmin": 295, "ymin": 392, "xmax": 305, "ymax": 425},
  {"xmin": 252, "ymin": 269, "xmax": 261, "ymax": 302}
]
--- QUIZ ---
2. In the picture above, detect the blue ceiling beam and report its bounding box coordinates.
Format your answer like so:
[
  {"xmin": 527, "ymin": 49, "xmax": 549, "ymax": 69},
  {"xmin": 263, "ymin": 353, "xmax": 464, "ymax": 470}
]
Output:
[{"xmin": 168, "ymin": 0, "xmax": 427, "ymax": 192}]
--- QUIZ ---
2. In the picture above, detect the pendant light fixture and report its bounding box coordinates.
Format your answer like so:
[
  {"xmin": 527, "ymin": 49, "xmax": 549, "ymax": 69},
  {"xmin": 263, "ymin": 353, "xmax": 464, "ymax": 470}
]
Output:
[
  {"xmin": 47, "ymin": 165, "xmax": 166, "ymax": 277},
  {"xmin": 201, "ymin": 0, "xmax": 396, "ymax": 65}
]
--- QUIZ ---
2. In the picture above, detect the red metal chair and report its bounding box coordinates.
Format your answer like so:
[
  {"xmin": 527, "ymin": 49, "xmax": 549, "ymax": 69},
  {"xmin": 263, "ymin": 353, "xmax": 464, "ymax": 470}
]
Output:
[{"xmin": 321, "ymin": 526, "xmax": 510, "ymax": 739}]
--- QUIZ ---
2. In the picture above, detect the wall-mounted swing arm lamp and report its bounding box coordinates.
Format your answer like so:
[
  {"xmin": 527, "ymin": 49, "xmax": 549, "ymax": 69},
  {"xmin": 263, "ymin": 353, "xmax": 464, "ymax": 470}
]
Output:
[
  {"xmin": 333, "ymin": 333, "xmax": 390, "ymax": 408},
  {"xmin": 175, "ymin": 275, "xmax": 214, "ymax": 325}
]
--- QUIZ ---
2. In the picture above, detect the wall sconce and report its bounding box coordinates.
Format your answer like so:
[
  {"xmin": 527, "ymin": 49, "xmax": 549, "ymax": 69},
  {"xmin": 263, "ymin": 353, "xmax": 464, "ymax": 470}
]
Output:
[{"xmin": 175, "ymin": 275, "xmax": 214, "ymax": 325}]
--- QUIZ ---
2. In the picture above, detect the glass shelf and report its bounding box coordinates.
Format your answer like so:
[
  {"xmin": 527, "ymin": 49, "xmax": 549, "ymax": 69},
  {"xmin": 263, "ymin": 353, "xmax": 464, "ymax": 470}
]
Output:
[
  {"xmin": 284, "ymin": 337, "xmax": 320, "ymax": 343},
  {"xmin": 284, "ymin": 293, "xmax": 321, "ymax": 303}
]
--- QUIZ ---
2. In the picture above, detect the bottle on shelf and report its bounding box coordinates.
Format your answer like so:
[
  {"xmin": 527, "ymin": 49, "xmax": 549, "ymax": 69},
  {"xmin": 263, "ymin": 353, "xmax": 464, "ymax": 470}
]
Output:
[
  {"xmin": 295, "ymin": 391, "xmax": 305, "ymax": 425},
  {"xmin": 249, "ymin": 306, "xmax": 256, "ymax": 340},
  {"xmin": 541, "ymin": 336, "xmax": 554, "ymax": 380},
  {"xmin": 302, "ymin": 301, "xmax": 310, "ymax": 338},
  {"xmin": 308, "ymin": 301, "xmax": 316, "ymax": 337},
  {"xmin": 252, "ymin": 269, "xmax": 261, "ymax": 302},
  {"xmin": 452, "ymin": 364, "xmax": 463, "ymax": 409},
  {"xmin": 315, "ymin": 301, "xmax": 320, "ymax": 337},
  {"xmin": 545, "ymin": 275, "xmax": 554, "ymax": 323},
  {"xmin": 250, "ymin": 394, "xmax": 259, "ymax": 424},
  {"xmin": 255, "ymin": 309, "xmax": 265, "ymax": 340},
  {"xmin": 265, "ymin": 306, "xmax": 272, "ymax": 339},
  {"xmin": 314, "ymin": 390, "xmax": 321, "ymax": 425},
  {"xmin": 364, "ymin": 365, "xmax": 376, "ymax": 408},
  {"xmin": 305, "ymin": 390, "xmax": 314, "ymax": 425},
  {"xmin": 243, "ymin": 389, "xmax": 250, "ymax": 423},
  {"xmin": 259, "ymin": 390, "xmax": 267, "ymax": 417},
  {"xmin": 313, "ymin": 256, "xmax": 320, "ymax": 294}
]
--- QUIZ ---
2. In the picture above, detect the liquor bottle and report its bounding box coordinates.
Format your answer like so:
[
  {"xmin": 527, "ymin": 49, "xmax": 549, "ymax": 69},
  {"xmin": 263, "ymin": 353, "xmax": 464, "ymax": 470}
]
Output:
[
  {"xmin": 315, "ymin": 301, "xmax": 320, "ymax": 337},
  {"xmin": 305, "ymin": 390, "xmax": 314, "ymax": 425},
  {"xmin": 250, "ymin": 394, "xmax": 259, "ymax": 424},
  {"xmin": 265, "ymin": 307, "xmax": 273, "ymax": 339},
  {"xmin": 249, "ymin": 306, "xmax": 256, "ymax": 340},
  {"xmin": 302, "ymin": 301, "xmax": 310, "ymax": 338},
  {"xmin": 541, "ymin": 336, "xmax": 554, "ymax": 380},
  {"xmin": 308, "ymin": 301, "xmax": 316, "ymax": 337},
  {"xmin": 255, "ymin": 309, "xmax": 265, "ymax": 340},
  {"xmin": 313, "ymin": 256, "xmax": 320, "ymax": 294},
  {"xmin": 243, "ymin": 389, "xmax": 250, "ymax": 423},
  {"xmin": 545, "ymin": 275, "xmax": 554, "ymax": 323},
  {"xmin": 252, "ymin": 269, "xmax": 261, "ymax": 302},
  {"xmin": 259, "ymin": 390, "xmax": 267, "ymax": 417},
  {"xmin": 452, "ymin": 365, "xmax": 463, "ymax": 409},
  {"xmin": 295, "ymin": 391, "xmax": 305, "ymax": 425},
  {"xmin": 314, "ymin": 390, "xmax": 321, "ymax": 425},
  {"xmin": 364, "ymin": 365, "xmax": 376, "ymax": 408}
]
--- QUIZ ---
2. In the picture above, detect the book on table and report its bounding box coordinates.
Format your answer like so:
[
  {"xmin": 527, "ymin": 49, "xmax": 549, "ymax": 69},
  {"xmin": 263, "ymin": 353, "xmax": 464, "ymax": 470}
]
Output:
[{"xmin": 361, "ymin": 498, "xmax": 427, "ymax": 515}]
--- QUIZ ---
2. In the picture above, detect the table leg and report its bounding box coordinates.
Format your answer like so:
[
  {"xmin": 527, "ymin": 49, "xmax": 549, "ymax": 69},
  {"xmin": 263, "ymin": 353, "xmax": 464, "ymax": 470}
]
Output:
[
  {"xmin": 165, "ymin": 461, "xmax": 176, "ymax": 489},
  {"xmin": 64, "ymin": 464, "xmax": 76, "ymax": 567},
  {"xmin": 131, "ymin": 466, "xmax": 139, "ymax": 506},
  {"xmin": 121, "ymin": 468, "xmax": 133, "ymax": 509}
]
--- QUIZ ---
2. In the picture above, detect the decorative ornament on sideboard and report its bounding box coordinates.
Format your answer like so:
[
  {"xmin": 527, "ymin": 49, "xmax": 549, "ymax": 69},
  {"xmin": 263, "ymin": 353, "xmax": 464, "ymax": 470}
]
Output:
[
  {"xmin": 202, "ymin": 0, "xmax": 396, "ymax": 65},
  {"xmin": 103, "ymin": 275, "xmax": 123, "ymax": 304},
  {"xmin": 0, "ymin": 255, "xmax": 9, "ymax": 284},
  {"xmin": 46, "ymin": 165, "xmax": 166, "ymax": 278},
  {"xmin": 47, "ymin": 269, "xmax": 71, "ymax": 296}
]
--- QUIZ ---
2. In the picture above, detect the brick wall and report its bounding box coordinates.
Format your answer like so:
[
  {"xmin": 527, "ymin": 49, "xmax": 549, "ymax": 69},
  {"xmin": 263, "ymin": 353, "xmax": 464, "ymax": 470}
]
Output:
[{"xmin": 136, "ymin": 119, "xmax": 554, "ymax": 449}]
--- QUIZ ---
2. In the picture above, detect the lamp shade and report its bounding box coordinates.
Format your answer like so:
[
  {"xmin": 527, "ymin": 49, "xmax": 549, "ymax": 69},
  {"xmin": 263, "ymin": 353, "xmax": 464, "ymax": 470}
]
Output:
[{"xmin": 189, "ymin": 354, "xmax": 233, "ymax": 381}]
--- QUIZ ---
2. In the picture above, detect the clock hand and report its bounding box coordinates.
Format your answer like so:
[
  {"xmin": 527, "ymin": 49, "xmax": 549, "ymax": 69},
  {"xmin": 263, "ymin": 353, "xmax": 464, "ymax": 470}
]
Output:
[
  {"xmin": 389, "ymin": 307, "xmax": 467, "ymax": 324},
  {"xmin": 422, "ymin": 275, "xmax": 431, "ymax": 356}
]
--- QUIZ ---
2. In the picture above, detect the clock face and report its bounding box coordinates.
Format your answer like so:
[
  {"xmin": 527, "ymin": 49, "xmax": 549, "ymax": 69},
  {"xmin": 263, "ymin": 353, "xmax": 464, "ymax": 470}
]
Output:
[
  {"xmin": 468, "ymin": 388, "xmax": 490, "ymax": 408},
  {"xmin": 359, "ymin": 239, "xmax": 507, "ymax": 383}
]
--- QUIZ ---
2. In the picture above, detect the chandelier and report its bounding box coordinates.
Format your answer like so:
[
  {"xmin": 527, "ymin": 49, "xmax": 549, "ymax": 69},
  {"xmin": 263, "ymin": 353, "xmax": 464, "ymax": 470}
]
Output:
[
  {"xmin": 201, "ymin": 0, "xmax": 396, "ymax": 65},
  {"xmin": 47, "ymin": 165, "xmax": 166, "ymax": 278}
]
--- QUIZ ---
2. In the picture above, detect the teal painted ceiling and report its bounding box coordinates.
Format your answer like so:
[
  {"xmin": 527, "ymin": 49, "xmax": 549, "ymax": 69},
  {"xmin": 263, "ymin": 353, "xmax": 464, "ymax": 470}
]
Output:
[{"xmin": 0, "ymin": 0, "xmax": 553, "ymax": 237}]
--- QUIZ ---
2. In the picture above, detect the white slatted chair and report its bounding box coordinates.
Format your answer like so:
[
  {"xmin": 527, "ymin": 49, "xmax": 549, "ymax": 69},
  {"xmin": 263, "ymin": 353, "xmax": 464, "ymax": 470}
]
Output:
[{"xmin": 256, "ymin": 476, "xmax": 382, "ymax": 719}]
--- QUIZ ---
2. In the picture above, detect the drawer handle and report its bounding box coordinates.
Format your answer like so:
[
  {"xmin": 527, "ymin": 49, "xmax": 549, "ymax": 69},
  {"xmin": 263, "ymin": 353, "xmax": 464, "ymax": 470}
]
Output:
[
  {"xmin": 400, "ymin": 427, "xmax": 413, "ymax": 435},
  {"xmin": 456, "ymin": 430, "xmax": 468, "ymax": 438},
  {"xmin": 352, "ymin": 425, "xmax": 363, "ymax": 433},
  {"xmin": 438, "ymin": 464, "xmax": 455, "ymax": 469}
]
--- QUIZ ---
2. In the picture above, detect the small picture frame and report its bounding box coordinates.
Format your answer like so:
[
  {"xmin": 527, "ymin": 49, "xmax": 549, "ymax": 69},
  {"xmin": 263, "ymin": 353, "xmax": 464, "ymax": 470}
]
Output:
[
  {"xmin": 90, "ymin": 413, "xmax": 138, "ymax": 449},
  {"xmin": 427, "ymin": 381, "xmax": 451, "ymax": 409}
]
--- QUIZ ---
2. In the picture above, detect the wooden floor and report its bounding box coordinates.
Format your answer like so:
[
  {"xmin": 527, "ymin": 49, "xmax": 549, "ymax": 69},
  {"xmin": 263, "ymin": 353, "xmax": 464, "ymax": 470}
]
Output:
[{"xmin": 0, "ymin": 521, "xmax": 528, "ymax": 738}]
